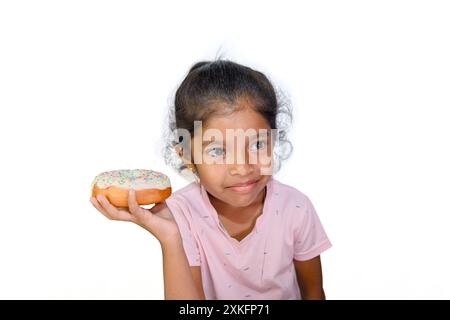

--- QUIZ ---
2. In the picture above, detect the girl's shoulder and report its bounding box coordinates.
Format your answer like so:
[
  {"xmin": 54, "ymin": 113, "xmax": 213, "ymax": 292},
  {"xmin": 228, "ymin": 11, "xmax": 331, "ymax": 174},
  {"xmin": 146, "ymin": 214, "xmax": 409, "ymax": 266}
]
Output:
[
  {"xmin": 165, "ymin": 182, "xmax": 207, "ymax": 217},
  {"xmin": 165, "ymin": 182, "xmax": 204, "ymax": 224},
  {"xmin": 270, "ymin": 178, "xmax": 311, "ymax": 208},
  {"xmin": 167, "ymin": 181, "xmax": 201, "ymax": 203},
  {"xmin": 270, "ymin": 179, "xmax": 324, "ymax": 233}
]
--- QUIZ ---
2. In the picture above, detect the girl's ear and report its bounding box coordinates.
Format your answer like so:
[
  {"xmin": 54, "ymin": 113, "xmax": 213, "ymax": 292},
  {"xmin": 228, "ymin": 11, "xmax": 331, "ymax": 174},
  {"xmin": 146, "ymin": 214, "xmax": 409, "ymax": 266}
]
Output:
[
  {"xmin": 174, "ymin": 144, "xmax": 197, "ymax": 174},
  {"xmin": 174, "ymin": 143, "xmax": 184, "ymax": 158},
  {"xmin": 175, "ymin": 144, "xmax": 189, "ymax": 165}
]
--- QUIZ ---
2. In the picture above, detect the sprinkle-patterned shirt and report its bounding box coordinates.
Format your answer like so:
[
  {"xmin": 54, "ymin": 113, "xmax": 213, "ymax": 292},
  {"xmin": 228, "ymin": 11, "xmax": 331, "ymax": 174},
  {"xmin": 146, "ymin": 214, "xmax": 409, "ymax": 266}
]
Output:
[{"xmin": 165, "ymin": 177, "xmax": 332, "ymax": 300}]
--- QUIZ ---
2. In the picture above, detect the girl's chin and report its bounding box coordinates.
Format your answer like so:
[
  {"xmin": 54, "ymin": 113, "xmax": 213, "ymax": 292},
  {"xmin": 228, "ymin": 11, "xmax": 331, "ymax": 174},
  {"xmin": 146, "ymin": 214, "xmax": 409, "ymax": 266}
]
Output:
[{"xmin": 224, "ymin": 189, "xmax": 262, "ymax": 206}]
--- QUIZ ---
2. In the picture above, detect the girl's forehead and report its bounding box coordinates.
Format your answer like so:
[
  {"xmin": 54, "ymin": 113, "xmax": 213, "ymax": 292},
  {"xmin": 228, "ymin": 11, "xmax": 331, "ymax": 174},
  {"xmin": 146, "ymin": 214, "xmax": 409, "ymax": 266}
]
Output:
[{"xmin": 203, "ymin": 107, "xmax": 271, "ymax": 132}]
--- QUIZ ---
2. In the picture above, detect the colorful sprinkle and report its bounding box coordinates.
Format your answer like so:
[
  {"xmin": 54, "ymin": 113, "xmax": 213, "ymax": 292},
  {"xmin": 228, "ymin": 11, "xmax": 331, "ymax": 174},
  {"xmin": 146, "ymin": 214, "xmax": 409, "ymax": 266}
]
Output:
[{"xmin": 93, "ymin": 169, "xmax": 171, "ymax": 190}]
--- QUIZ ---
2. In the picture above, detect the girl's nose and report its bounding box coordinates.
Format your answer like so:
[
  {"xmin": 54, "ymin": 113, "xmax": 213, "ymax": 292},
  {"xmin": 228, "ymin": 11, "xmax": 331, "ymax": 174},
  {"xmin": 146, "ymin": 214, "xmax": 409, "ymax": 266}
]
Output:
[
  {"xmin": 228, "ymin": 162, "xmax": 255, "ymax": 176},
  {"xmin": 226, "ymin": 145, "xmax": 256, "ymax": 176}
]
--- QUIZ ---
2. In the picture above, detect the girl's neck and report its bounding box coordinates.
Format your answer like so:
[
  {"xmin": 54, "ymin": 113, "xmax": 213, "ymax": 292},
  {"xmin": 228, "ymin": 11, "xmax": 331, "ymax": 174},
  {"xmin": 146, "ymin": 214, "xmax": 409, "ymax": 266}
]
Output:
[{"xmin": 208, "ymin": 186, "xmax": 266, "ymax": 224}]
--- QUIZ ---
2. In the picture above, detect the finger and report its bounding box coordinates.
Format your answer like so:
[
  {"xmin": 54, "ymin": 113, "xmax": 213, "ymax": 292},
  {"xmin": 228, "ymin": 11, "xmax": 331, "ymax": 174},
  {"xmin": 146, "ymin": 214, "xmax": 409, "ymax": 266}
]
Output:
[
  {"xmin": 96, "ymin": 194, "xmax": 132, "ymax": 221},
  {"xmin": 127, "ymin": 189, "xmax": 149, "ymax": 220},
  {"xmin": 151, "ymin": 201, "xmax": 165, "ymax": 214},
  {"xmin": 127, "ymin": 189, "xmax": 140, "ymax": 213},
  {"xmin": 90, "ymin": 196, "xmax": 113, "ymax": 220}
]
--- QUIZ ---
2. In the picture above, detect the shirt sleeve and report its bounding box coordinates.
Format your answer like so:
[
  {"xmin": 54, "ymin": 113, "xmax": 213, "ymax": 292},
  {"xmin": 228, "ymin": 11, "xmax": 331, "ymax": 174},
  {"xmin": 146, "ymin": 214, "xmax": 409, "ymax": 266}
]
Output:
[
  {"xmin": 293, "ymin": 195, "xmax": 332, "ymax": 261},
  {"xmin": 165, "ymin": 196, "xmax": 201, "ymax": 266}
]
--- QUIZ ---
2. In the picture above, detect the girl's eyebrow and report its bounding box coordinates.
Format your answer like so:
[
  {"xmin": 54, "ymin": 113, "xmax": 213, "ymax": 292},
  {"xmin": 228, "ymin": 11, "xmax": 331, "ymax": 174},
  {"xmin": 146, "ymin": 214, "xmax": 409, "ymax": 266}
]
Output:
[
  {"xmin": 201, "ymin": 131, "xmax": 270, "ymax": 146},
  {"xmin": 255, "ymin": 131, "xmax": 270, "ymax": 137},
  {"xmin": 247, "ymin": 131, "xmax": 270, "ymax": 140},
  {"xmin": 202, "ymin": 140, "xmax": 223, "ymax": 146}
]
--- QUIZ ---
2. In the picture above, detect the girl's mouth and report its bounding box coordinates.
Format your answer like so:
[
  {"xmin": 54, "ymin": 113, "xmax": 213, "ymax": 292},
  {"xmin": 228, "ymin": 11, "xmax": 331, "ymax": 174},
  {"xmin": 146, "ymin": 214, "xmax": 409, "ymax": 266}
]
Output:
[{"xmin": 227, "ymin": 179, "xmax": 259, "ymax": 193}]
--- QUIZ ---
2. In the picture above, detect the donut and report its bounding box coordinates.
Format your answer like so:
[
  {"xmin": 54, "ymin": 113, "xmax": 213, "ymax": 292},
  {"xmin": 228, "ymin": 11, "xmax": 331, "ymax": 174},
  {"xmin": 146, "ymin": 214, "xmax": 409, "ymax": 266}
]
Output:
[{"xmin": 91, "ymin": 169, "xmax": 171, "ymax": 207}]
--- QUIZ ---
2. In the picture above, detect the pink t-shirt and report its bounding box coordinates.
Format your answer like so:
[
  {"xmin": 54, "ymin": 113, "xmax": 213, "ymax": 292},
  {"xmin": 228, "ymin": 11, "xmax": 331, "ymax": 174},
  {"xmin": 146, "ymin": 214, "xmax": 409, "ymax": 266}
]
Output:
[{"xmin": 165, "ymin": 177, "xmax": 332, "ymax": 300}]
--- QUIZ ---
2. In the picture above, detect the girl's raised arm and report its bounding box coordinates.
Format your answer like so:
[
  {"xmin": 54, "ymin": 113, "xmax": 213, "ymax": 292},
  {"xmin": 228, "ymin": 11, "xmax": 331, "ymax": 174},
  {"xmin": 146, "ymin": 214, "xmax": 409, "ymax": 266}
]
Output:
[{"xmin": 90, "ymin": 190, "xmax": 204, "ymax": 299}]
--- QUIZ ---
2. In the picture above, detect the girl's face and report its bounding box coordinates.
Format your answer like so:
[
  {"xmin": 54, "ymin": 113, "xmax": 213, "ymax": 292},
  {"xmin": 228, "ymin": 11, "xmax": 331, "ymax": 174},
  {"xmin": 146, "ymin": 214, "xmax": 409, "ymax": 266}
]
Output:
[{"xmin": 191, "ymin": 103, "xmax": 273, "ymax": 208}]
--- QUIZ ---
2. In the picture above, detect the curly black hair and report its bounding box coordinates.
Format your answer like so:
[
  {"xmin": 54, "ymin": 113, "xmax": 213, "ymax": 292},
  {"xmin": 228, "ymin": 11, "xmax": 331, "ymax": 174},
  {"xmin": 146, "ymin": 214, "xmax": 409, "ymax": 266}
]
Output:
[{"xmin": 163, "ymin": 59, "xmax": 293, "ymax": 181}]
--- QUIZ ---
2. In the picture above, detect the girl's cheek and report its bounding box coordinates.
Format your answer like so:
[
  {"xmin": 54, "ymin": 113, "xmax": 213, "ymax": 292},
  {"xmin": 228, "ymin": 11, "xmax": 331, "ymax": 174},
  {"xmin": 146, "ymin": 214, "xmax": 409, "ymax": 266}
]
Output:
[{"xmin": 197, "ymin": 162, "xmax": 225, "ymax": 175}]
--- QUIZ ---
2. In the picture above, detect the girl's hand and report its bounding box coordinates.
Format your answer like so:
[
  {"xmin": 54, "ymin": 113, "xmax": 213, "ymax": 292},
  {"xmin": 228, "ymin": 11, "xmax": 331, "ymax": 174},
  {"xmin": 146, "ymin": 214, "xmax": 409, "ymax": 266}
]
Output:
[{"xmin": 90, "ymin": 189, "xmax": 180, "ymax": 244}]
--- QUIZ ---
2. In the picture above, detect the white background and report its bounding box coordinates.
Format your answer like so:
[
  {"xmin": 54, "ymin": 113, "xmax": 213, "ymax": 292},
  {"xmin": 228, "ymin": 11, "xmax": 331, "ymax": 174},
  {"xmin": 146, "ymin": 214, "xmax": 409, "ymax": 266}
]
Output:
[{"xmin": 1, "ymin": 0, "xmax": 449, "ymax": 299}]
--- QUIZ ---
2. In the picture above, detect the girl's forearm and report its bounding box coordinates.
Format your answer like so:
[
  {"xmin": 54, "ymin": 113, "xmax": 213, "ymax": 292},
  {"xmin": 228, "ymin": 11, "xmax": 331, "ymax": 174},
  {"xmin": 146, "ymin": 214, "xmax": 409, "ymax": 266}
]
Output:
[
  {"xmin": 160, "ymin": 237, "xmax": 203, "ymax": 300},
  {"xmin": 301, "ymin": 287, "xmax": 326, "ymax": 300}
]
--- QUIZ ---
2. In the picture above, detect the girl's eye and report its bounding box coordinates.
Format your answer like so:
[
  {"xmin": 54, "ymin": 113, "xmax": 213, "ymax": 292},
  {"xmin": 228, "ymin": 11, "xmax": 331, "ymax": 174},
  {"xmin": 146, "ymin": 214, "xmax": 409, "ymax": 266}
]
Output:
[
  {"xmin": 249, "ymin": 140, "xmax": 266, "ymax": 152},
  {"xmin": 206, "ymin": 147, "xmax": 225, "ymax": 157}
]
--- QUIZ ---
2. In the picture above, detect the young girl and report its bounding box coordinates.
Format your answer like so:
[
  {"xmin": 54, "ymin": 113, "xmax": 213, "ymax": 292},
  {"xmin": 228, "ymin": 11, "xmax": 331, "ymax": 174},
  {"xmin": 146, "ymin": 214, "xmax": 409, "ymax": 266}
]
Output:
[{"xmin": 90, "ymin": 60, "xmax": 332, "ymax": 300}]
